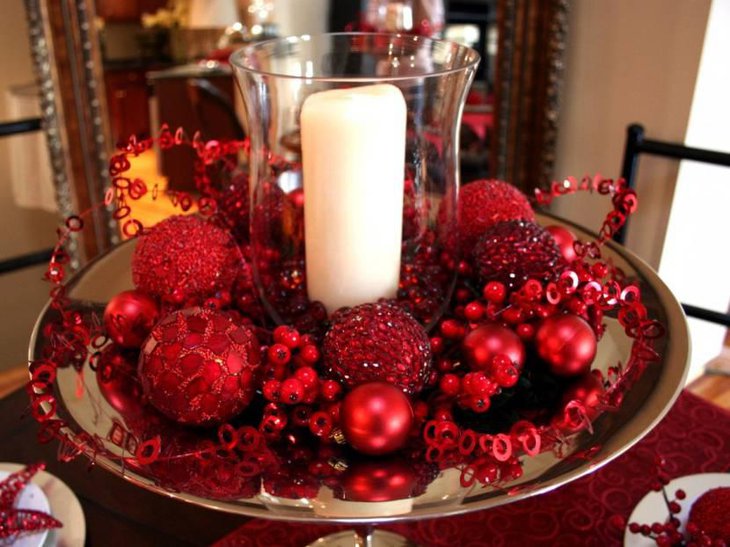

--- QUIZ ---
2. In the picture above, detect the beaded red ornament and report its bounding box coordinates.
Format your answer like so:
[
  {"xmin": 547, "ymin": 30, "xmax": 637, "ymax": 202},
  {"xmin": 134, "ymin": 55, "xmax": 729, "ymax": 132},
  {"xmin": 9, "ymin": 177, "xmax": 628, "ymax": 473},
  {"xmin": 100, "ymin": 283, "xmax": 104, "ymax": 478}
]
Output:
[
  {"xmin": 441, "ymin": 179, "xmax": 535, "ymax": 254},
  {"xmin": 138, "ymin": 307, "xmax": 261, "ymax": 426},
  {"xmin": 323, "ymin": 303, "xmax": 432, "ymax": 396},
  {"xmin": 132, "ymin": 215, "xmax": 242, "ymax": 305},
  {"xmin": 473, "ymin": 220, "xmax": 565, "ymax": 291}
]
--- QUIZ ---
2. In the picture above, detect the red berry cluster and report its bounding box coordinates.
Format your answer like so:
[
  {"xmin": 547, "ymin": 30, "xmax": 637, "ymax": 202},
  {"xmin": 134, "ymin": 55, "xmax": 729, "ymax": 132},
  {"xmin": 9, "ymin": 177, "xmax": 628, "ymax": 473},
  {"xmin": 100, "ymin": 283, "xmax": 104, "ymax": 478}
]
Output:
[{"xmin": 259, "ymin": 325, "xmax": 345, "ymax": 441}]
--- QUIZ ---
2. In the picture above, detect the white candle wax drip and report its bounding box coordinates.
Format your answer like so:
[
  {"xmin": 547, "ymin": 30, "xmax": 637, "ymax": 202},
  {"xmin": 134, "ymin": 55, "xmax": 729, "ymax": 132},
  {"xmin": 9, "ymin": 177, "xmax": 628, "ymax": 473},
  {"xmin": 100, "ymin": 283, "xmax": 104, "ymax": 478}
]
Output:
[{"xmin": 301, "ymin": 83, "xmax": 407, "ymax": 314}]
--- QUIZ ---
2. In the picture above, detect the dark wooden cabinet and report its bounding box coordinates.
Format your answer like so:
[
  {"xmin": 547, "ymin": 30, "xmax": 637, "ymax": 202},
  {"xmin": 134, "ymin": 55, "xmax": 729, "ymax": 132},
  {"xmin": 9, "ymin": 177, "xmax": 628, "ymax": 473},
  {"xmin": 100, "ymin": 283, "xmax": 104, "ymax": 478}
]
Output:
[{"xmin": 104, "ymin": 69, "xmax": 151, "ymax": 146}]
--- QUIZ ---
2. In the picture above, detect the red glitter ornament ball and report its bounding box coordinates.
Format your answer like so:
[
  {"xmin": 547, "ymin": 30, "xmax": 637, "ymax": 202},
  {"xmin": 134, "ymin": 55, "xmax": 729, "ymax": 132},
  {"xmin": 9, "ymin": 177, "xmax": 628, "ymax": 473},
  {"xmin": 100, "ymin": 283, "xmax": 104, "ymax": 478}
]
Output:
[
  {"xmin": 473, "ymin": 220, "xmax": 566, "ymax": 291},
  {"xmin": 340, "ymin": 382, "xmax": 414, "ymax": 455},
  {"xmin": 462, "ymin": 323, "xmax": 526, "ymax": 371},
  {"xmin": 546, "ymin": 225, "xmax": 578, "ymax": 262},
  {"xmin": 688, "ymin": 487, "xmax": 730, "ymax": 542},
  {"xmin": 441, "ymin": 179, "xmax": 535, "ymax": 254},
  {"xmin": 138, "ymin": 307, "xmax": 261, "ymax": 426},
  {"xmin": 103, "ymin": 289, "xmax": 160, "ymax": 348},
  {"xmin": 535, "ymin": 314, "xmax": 597, "ymax": 377},
  {"xmin": 132, "ymin": 215, "xmax": 242, "ymax": 305},
  {"xmin": 323, "ymin": 303, "xmax": 432, "ymax": 395}
]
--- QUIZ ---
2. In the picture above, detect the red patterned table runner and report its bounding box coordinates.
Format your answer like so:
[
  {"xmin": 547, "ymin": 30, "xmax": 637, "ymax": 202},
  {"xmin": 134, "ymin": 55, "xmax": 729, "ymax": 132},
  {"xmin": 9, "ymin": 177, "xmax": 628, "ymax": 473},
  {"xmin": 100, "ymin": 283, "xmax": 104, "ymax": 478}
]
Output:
[{"xmin": 214, "ymin": 391, "xmax": 730, "ymax": 546}]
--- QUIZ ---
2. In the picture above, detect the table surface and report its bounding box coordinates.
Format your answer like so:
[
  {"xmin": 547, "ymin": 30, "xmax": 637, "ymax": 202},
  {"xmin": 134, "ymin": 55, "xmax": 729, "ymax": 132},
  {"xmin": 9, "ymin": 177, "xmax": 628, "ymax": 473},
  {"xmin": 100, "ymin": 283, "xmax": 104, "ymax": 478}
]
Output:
[{"xmin": 2, "ymin": 386, "xmax": 729, "ymax": 547}]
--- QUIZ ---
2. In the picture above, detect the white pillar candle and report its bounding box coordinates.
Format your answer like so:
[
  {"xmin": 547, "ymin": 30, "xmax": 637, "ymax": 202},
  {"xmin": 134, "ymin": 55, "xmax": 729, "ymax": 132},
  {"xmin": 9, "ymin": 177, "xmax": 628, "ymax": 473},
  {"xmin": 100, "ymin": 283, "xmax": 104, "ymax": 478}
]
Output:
[{"xmin": 301, "ymin": 83, "xmax": 407, "ymax": 314}]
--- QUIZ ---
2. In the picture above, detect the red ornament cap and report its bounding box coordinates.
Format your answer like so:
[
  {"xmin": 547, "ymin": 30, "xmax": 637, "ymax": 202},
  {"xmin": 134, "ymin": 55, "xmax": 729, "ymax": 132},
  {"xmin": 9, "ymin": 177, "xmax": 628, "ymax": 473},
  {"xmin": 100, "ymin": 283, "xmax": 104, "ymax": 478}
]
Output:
[
  {"xmin": 138, "ymin": 307, "xmax": 261, "ymax": 426},
  {"xmin": 323, "ymin": 303, "xmax": 432, "ymax": 396}
]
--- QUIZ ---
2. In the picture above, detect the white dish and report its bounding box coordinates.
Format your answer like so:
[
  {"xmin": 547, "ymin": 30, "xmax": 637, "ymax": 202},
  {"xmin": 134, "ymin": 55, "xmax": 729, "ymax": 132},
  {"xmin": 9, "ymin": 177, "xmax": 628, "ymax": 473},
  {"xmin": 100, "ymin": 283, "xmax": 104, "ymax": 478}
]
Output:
[
  {"xmin": 624, "ymin": 472, "xmax": 730, "ymax": 546},
  {"xmin": 0, "ymin": 463, "xmax": 85, "ymax": 547}
]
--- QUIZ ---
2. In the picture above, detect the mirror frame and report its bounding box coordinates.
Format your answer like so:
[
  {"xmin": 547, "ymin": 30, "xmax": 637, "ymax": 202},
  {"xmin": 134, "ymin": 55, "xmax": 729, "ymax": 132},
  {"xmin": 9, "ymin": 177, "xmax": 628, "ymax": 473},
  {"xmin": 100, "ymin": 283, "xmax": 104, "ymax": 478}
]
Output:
[{"xmin": 25, "ymin": 0, "xmax": 569, "ymax": 263}]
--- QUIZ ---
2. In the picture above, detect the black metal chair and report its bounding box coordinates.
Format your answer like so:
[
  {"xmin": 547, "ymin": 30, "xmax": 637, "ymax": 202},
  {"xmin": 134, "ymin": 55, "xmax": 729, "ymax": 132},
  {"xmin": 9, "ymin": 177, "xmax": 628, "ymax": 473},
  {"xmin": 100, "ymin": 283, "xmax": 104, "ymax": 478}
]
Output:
[
  {"xmin": 618, "ymin": 123, "xmax": 730, "ymax": 328},
  {"xmin": 0, "ymin": 117, "xmax": 55, "ymax": 275}
]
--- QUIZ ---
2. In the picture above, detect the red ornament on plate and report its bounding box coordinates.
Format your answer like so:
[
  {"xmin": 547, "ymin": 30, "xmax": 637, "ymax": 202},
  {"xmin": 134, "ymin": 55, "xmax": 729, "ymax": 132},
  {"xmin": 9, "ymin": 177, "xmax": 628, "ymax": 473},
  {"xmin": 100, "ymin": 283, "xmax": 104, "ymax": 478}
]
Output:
[
  {"xmin": 473, "ymin": 220, "xmax": 566, "ymax": 291},
  {"xmin": 440, "ymin": 179, "xmax": 535, "ymax": 254},
  {"xmin": 138, "ymin": 307, "xmax": 261, "ymax": 426},
  {"xmin": 461, "ymin": 323, "xmax": 526, "ymax": 371},
  {"xmin": 323, "ymin": 303, "xmax": 432, "ymax": 396},
  {"xmin": 340, "ymin": 382, "xmax": 414, "ymax": 455},
  {"xmin": 535, "ymin": 314, "xmax": 597, "ymax": 377},
  {"xmin": 688, "ymin": 487, "xmax": 730, "ymax": 542},
  {"xmin": 132, "ymin": 215, "xmax": 242, "ymax": 305},
  {"xmin": 546, "ymin": 225, "xmax": 578, "ymax": 262},
  {"xmin": 340, "ymin": 459, "xmax": 417, "ymax": 502},
  {"xmin": 103, "ymin": 289, "xmax": 160, "ymax": 348}
]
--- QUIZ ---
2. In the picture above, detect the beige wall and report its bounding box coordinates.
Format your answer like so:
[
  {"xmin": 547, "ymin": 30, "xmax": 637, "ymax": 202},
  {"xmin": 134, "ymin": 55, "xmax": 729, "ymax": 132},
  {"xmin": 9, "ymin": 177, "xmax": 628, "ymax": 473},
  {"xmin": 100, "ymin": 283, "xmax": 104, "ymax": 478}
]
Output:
[{"xmin": 552, "ymin": 0, "xmax": 710, "ymax": 268}]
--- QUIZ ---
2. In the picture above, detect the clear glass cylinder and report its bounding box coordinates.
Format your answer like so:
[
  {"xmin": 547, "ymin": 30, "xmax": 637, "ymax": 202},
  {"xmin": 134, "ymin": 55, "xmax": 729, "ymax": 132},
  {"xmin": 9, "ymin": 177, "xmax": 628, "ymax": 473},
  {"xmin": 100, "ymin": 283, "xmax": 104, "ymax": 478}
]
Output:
[{"xmin": 231, "ymin": 33, "xmax": 479, "ymax": 331}]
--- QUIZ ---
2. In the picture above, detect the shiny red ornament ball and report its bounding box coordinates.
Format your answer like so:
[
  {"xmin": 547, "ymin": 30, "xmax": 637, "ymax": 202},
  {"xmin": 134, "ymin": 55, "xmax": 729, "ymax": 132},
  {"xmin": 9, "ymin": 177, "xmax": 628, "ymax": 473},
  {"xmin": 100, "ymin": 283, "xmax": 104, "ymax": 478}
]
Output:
[
  {"xmin": 440, "ymin": 179, "xmax": 535, "ymax": 254},
  {"xmin": 340, "ymin": 459, "xmax": 417, "ymax": 502},
  {"xmin": 535, "ymin": 314, "xmax": 597, "ymax": 377},
  {"xmin": 138, "ymin": 307, "xmax": 261, "ymax": 426},
  {"xmin": 95, "ymin": 345, "xmax": 144, "ymax": 417},
  {"xmin": 688, "ymin": 487, "xmax": 730, "ymax": 542},
  {"xmin": 461, "ymin": 323, "xmax": 526, "ymax": 371},
  {"xmin": 323, "ymin": 303, "xmax": 432, "ymax": 396},
  {"xmin": 132, "ymin": 215, "xmax": 242, "ymax": 305},
  {"xmin": 473, "ymin": 220, "xmax": 566, "ymax": 291},
  {"xmin": 340, "ymin": 382, "xmax": 414, "ymax": 455},
  {"xmin": 103, "ymin": 290, "xmax": 160, "ymax": 348},
  {"xmin": 554, "ymin": 372, "xmax": 605, "ymax": 431},
  {"xmin": 546, "ymin": 225, "xmax": 578, "ymax": 262}
]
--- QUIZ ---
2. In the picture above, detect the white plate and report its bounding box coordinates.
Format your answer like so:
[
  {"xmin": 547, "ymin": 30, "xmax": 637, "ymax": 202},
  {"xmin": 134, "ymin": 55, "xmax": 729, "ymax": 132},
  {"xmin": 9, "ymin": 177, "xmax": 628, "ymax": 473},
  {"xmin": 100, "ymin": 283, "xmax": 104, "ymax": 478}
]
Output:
[
  {"xmin": 624, "ymin": 472, "xmax": 730, "ymax": 546},
  {"xmin": 0, "ymin": 463, "xmax": 85, "ymax": 547}
]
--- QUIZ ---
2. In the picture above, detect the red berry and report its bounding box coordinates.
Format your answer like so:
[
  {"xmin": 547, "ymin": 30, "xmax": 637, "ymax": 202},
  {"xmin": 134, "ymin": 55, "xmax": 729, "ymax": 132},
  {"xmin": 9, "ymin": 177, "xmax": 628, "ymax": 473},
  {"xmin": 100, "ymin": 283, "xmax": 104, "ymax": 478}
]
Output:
[
  {"xmin": 628, "ymin": 523, "xmax": 640, "ymax": 534},
  {"xmin": 309, "ymin": 411, "xmax": 333, "ymax": 437},
  {"xmin": 263, "ymin": 380, "xmax": 281, "ymax": 402},
  {"xmin": 491, "ymin": 357, "xmax": 520, "ymax": 388},
  {"xmin": 468, "ymin": 396, "xmax": 491, "ymax": 413},
  {"xmin": 464, "ymin": 301, "xmax": 484, "ymax": 322},
  {"xmin": 273, "ymin": 325, "xmax": 301, "ymax": 349},
  {"xmin": 294, "ymin": 366, "xmax": 318, "ymax": 389},
  {"xmin": 320, "ymin": 379, "xmax": 343, "ymax": 401},
  {"xmin": 267, "ymin": 343, "xmax": 291, "ymax": 365},
  {"xmin": 280, "ymin": 378, "xmax": 304, "ymax": 404},
  {"xmin": 299, "ymin": 344, "xmax": 320, "ymax": 364},
  {"xmin": 516, "ymin": 323, "xmax": 535, "ymax": 341},
  {"xmin": 430, "ymin": 336, "xmax": 445, "ymax": 355},
  {"xmin": 440, "ymin": 319, "xmax": 466, "ymax": 339},
  {"xmin": 439, "ymin": 374, "xmax": 461, "ymax": 396},
  {"xmin": 483, "ymin": 281, "xmax": 506, "ymax": 303}
]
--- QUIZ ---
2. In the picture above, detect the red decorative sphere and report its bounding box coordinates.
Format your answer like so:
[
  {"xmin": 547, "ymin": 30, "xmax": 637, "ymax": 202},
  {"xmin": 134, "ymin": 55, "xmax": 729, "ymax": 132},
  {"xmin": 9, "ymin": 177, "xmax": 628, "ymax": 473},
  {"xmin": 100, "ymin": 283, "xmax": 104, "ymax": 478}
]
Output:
[
  {"xmin": 535, "ymin": 314, "xmax": 597, "ymax": 377},
  {"xmin": 439, "ymin": 179, "xmax": 535, "ymax": 254},
  {"xmin": 546, "ymin": 225, "xmax": 578, "ymax": 262},
  {"xmin": 132, "ymin": 215, "xmax": 242, "ymax": 305},
  {"xmin": 340, "ymin": 459, "xmax": 417, "ymax": 502},
  {"xmin": 138, "ymin": 307, "xmax": 261, "ymax": 426},
  {"xmin": 340, "ymin": 382, "xmax": 414, "ymax": 455},
  {"xmin": 95, "ymin": 345, "xmax": 144, "ymax": 417},
  {"xmin": 462, "ymin": 323, "xmax": 526, "ymax": 371},
  {"xmin": 688, "ymin": 487, "xmax": 730, "ymax": 542},
  {"xmin": 559, "ymin": 372, "xmax": 605, "ymax": 428},
  {"xmin": 473, "ymin": 220, "xmax": 566, "ymax": 291},
  {"xmin": 103, "ymin": 290, "xmax": 160, "ymax": 348},
  {"xmin": 323, "ymin": 303, "xmax": 432, "ymax": 396}
]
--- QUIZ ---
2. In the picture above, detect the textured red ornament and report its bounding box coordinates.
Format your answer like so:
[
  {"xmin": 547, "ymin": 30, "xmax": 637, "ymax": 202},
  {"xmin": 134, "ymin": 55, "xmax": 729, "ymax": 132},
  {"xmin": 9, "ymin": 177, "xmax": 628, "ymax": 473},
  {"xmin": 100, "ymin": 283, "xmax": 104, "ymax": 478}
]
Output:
[
  {"xmin": 323, "ymin": 303, "xmax": 432, "ymax": 396},
  {"xmin": 546, "ymin": 225, "xmax": 578, "ymax": 262},
  {"xmin": 340, "ymin": 382, "xmax": 414, "ymax": 455},
  {"xmin": 473, "ymin": 220, "xmax": 566, "ymax": 291},
  {"xmin": 461, "ymin": 323, "xmax": 526, "ymax": 370},
  {"xmin": 132, "ymin": 215, "xmax": 242, "ymax": 305},
  {"xmin": 340, "ymin": 459, "xmax": 417, "ymax": 502},
  {"xmin": 440, "ymin": 179, "xmax": 535, "ymax": 254},
  {"xmin": 103, "ymin": 289, "xmax": 160, "ymax": 348},
  {"xmin": 535, "ymin": 314, "xmax": 597, "ymax": 377},
  {"xmin": 688, "ymin": 487, "xmax": 730, "ymax": 541},
  {"xmin": 0, "ymin": 463, "xmax": 62, "ymax": 540},
  {"xmin": 138, "ymin": 307, "xmax": 261, "ymax": 426}
]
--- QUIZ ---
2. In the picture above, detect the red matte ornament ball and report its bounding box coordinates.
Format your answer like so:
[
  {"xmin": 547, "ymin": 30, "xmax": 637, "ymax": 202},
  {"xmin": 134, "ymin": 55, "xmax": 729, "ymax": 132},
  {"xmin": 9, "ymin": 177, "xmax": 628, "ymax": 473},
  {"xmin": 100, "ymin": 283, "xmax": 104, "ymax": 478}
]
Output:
[
  {"xmin": 103, "ymin": 289, "xmax": 160, "ymax": 348},
  {"xmin": 323, "ymin": 303, "xmax": 432, "ymax": 396},
  {"xmin": 546, "ymin": 225, "xmax": 578, "ymax": 262},
  {"xmin": 535, "ymin": 314, "xmax": 597, "ymax": 377},
  {"xmin": 461, "ymin": 323, "xmax": 526, "ymax": 371},
  {"xmin": 132, "ymin": 215, "xmax": 242, "ymax": 305},
  {"xmin": 138, "ymin": 307, "xmax": 261, "ymax": 426},
  {"xmin": 340, "ymin": 382, "xmax": 414, "ymax": 455}
]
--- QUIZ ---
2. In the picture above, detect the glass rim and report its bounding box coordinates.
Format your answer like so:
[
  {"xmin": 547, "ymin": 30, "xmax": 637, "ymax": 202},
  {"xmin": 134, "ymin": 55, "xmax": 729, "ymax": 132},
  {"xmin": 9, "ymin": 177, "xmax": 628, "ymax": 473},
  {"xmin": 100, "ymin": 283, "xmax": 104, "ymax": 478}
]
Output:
[{"xmin": 229, "ymin": 32, "xmax": 481, "ymax": 82}]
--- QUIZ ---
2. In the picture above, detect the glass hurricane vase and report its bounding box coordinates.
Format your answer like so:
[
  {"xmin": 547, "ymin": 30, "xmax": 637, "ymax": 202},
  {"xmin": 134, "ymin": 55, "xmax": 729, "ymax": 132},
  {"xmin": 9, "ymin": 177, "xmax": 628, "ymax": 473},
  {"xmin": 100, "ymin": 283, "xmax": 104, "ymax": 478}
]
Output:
[{"xmin": 231, "ymin": 33, "xmax": 479, "ymax": 330}]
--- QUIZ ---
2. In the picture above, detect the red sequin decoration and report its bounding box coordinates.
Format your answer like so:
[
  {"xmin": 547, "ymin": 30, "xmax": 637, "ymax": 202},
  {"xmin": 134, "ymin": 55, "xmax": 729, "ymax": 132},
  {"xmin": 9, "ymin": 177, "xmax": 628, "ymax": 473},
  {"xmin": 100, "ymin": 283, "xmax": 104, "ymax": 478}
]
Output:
[
  {"xmin": 138, "ymin": 307, "xmax": 261, "ymax": 426},
  {"xmin": 323, "ymin": 303, "xmax": 432, "ymax": 396}
]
